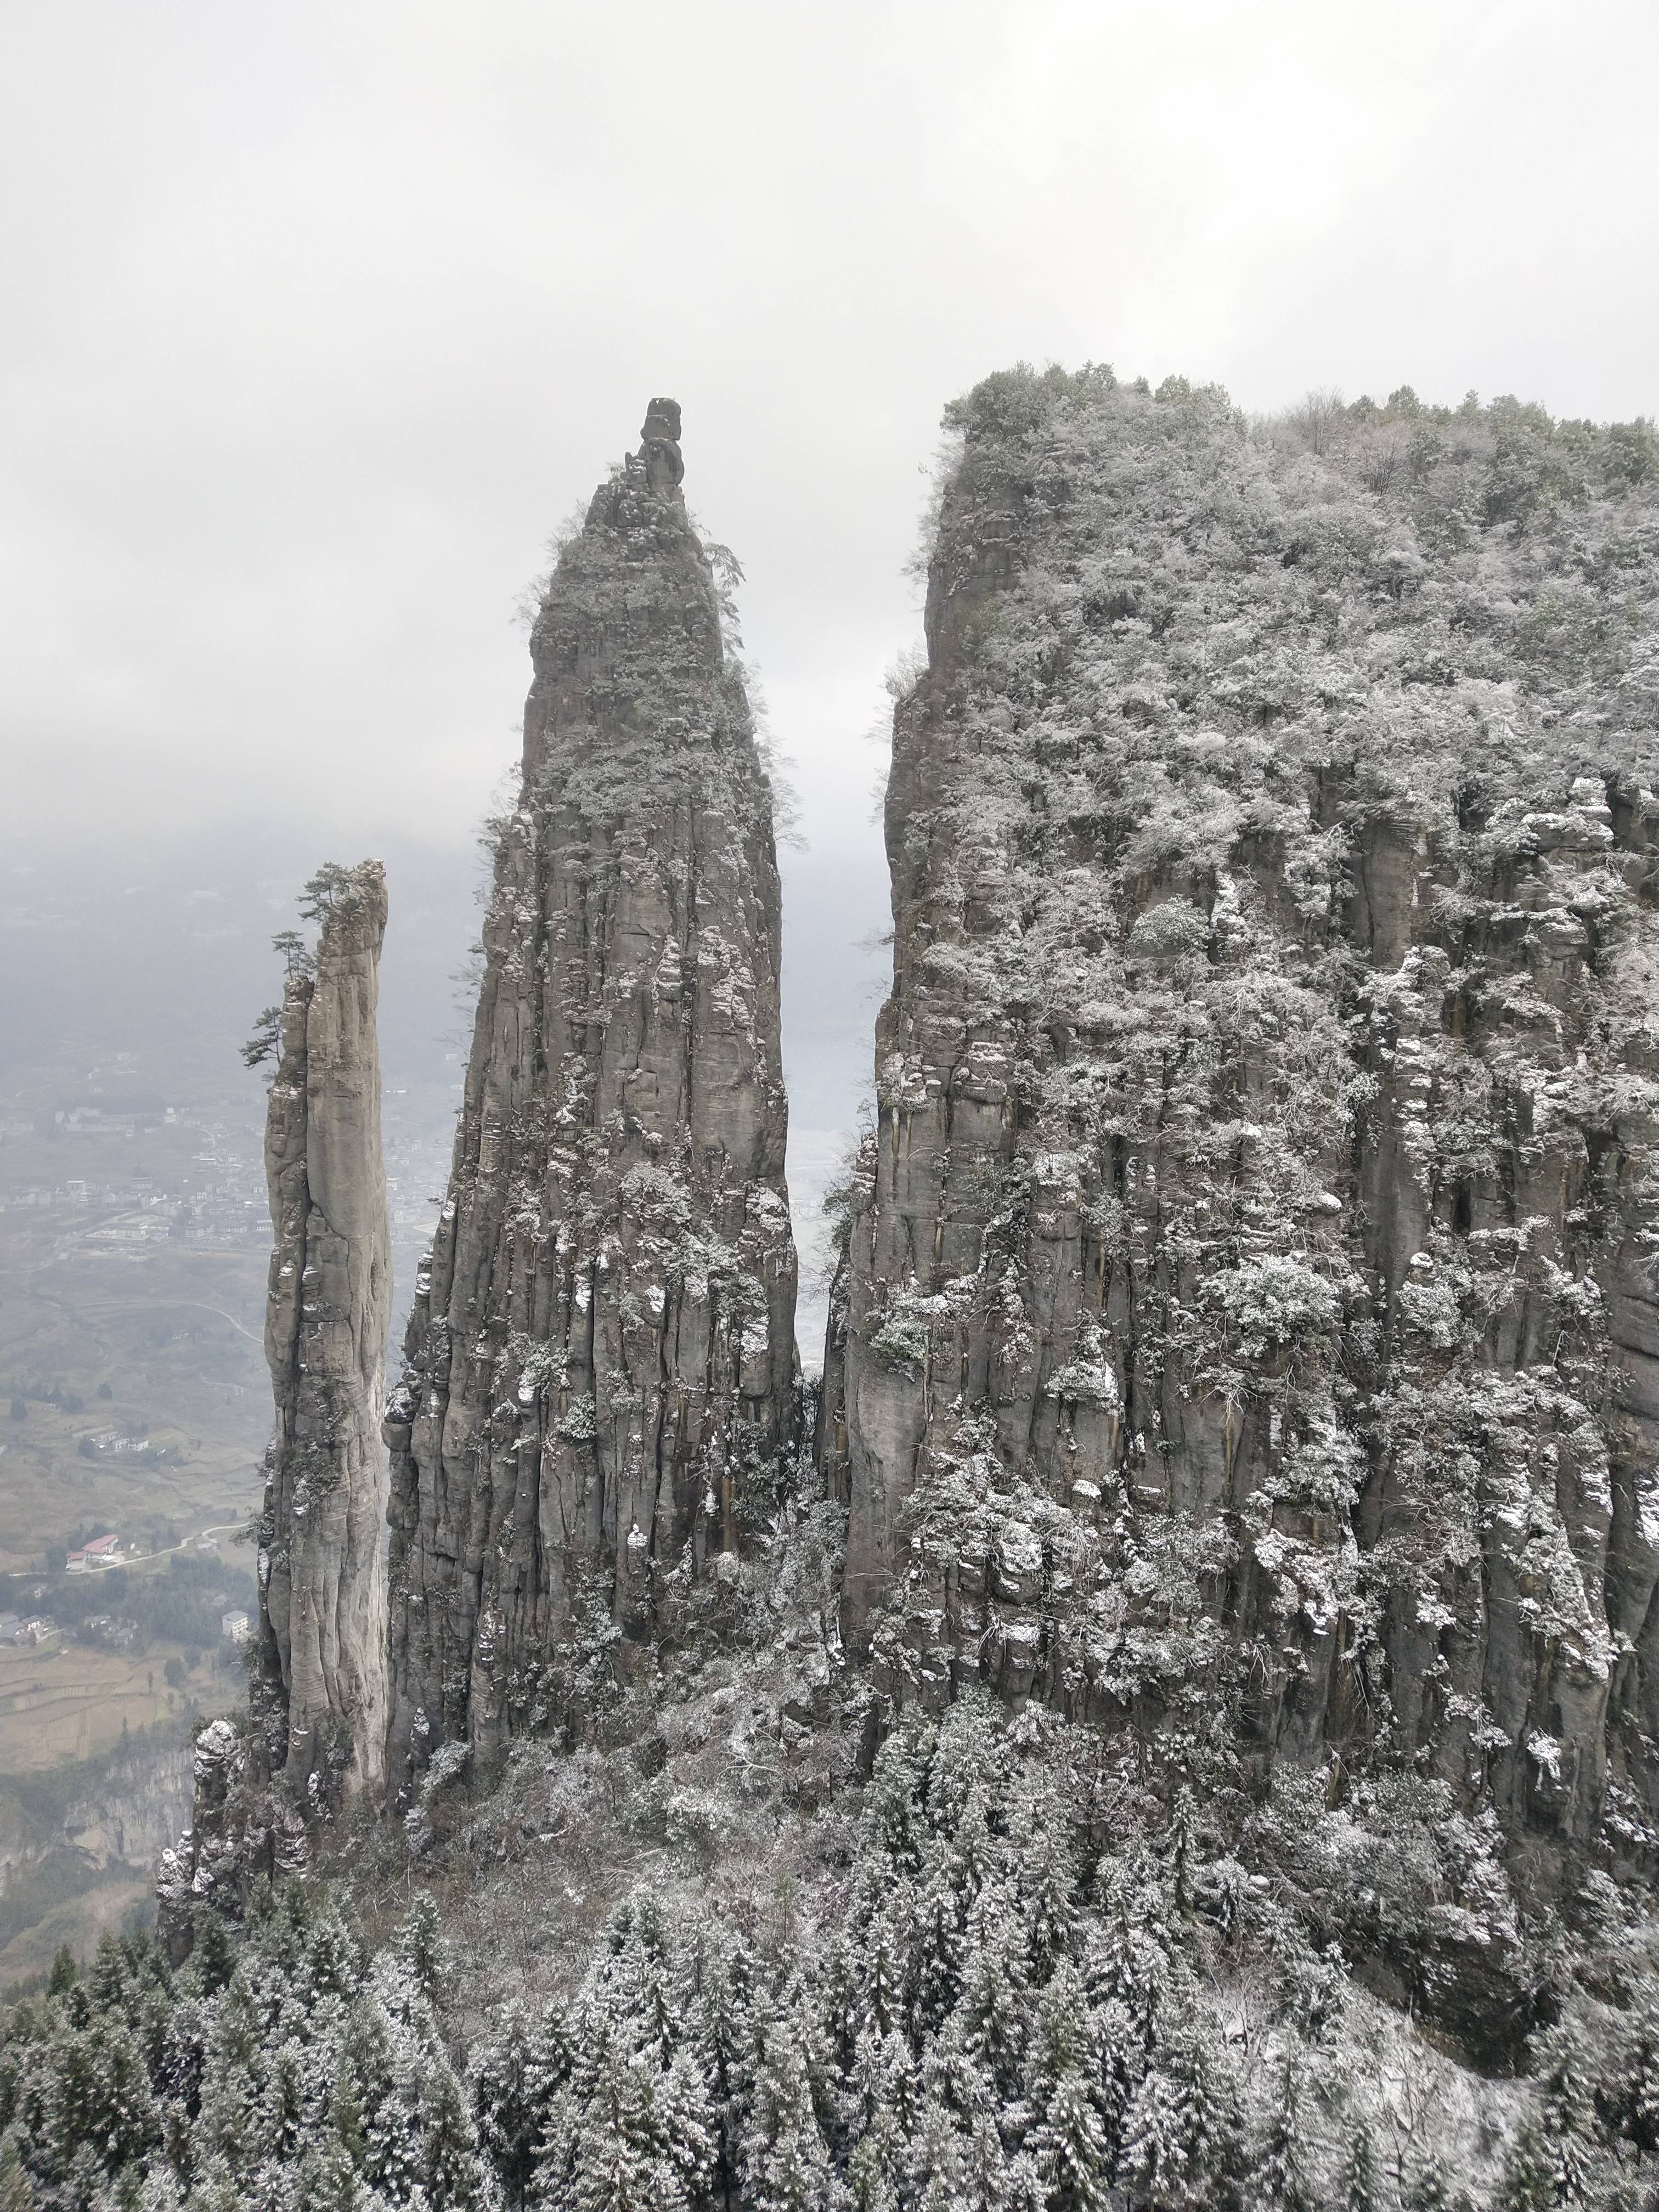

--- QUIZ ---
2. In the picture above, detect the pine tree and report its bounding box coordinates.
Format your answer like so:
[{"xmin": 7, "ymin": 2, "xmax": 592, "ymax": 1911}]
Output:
[
  {"xmin": 189, "ymin": 1912, "xmax": 236, "ymax": 1999},
  {"xmin": 0, "ymin": 2131, "xmax": 33, "ymax": 2212},
  {"xmin": 957, "ymin": 2099, "xmax": 1022, "ymax": 2212},
  {"xmin": 845, "ymin": 2134, "xmax": 898, "ymax": 2212},
  {"xmin": 1603, "ymin": 1997, "xmax": 1659, "ymax": 2155},
  {"xmin": 424, "ymin": 2059, "xmax": 483, "ymax": 2210},
  {"xmin": 140, "ymin": 2162, "xmax": 187, "ymax": 2210},
  {"xmin": 908, "ymin": 2095, "xmax": 964, "ymax": 2212},
  {"xmin": 45, "ymin": 2017, "xmax": 158, "ymax": 2185},
  {"xmin": 1404, "ymin": 2151, "xmax": 1453, "ymax": 2211},
  {"xmin": 1164, "ymin": 1788, "xmax": 1195, "ymax": 1912},
  {"xmin": 1021, "ymin": 1810, "xmax": 1079, "ymax": 1983},
  {"xmin": 659, "ymin": 2048, "xmax": 717, "ymax": 2211},
  {"xmin": 1497, "ymin": 2118, "xmax": 1553, "ymax": 2212},
  {"xmin": 957, "ymin": 1887, "xmax": 1031, "ymax": 2099},
  {"xmin": 1085, "ymin": 1877, "xmax": 1164, "ymax": 2056},
  {"xmin": 396, "ymin": 1892, "xmax": 449, "ymax": 2012},
  {"xmin": 953, "ymin": 1779, "xmax": 1000, "ymax": 1908},
  {"xmin": 1116, "ymin": 2029, "xmax": 1241, "ymax": 2212},
  {"xmin": 844, "ymin": 2030, "xmax": 904, "ymax": 2200},
  {"xmin": 329, "ymin": 2041, "xmax": 368, "ymax": 2180},
  {"xmin": 695, "ymin": 1941, "xmax": 755, "ymax": 2208},
  {"xmin": 1536, "ymin": 2022, "xmax": 1594, "ymax": 2209},
  {"xmin": 1091, "ymin": 1997, "xmax": 1141, "ymax": 2167},
  {"xmin": 1030, "ymin": 2068, "xmax": 1111, "ymax": 2212},
  {"xmin": 470, "ymin": 2006, "xmax": 551, "ymax": 2211},
  {"xmin": 469, "ymin": 2010, "xmax": 526, "ymax": 2209},
  {"xmin": 743, "ymin": 2011, "xmax": 830, "ymax": 2212},
  {"xmin": 289, "ymin": 2135, "xmax": 362, "ymax": 2212},
  {"xmin": 630, "ymin": 1926, "xmax": 680, "ymax": 2073},
  {"xmin": 1254, "ymin": 2060, "xmax": 1310, "ymax": 2212},
  {"xmin": 261, "ymin": 2036, "xmax": 308, "ymax": 2171},
  {"xmin": 913, "ymin": 1849, "xmax": 965, "ymax": 2034},
  {"xmin": 1342, "ymin": 2115, "xmax": 1379, "ymax": 2212},
  {"xmin": 866, "ymin": 1722, "xmax": 932, "ymax": 1875},
  {"xmin": 862, "ymin": 1895, "xmax": 911, "ymax": 2042},
  {"xmin": 569, "ymin": 2033, "xmax": 682, "ymax": 2212},
  {"xmin": 353, "ymin": 1997, "xmax": 419, "ymax": 2206}
]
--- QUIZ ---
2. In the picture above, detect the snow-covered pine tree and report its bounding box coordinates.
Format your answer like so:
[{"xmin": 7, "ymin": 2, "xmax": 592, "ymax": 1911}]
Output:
[
  {"xmin": 742, "ymin": 2007, "xmax": 831, "ymax": 2212},
  {"xmin": 1116, "ymin": 2024, "xmax": 1242, "ymax": 2212},
  {"xmin": 1340, "ymin": 2114, "xmax": 1380, "ymax": 2212},
  {"xmin": 956, "ymin": 1888, "xmax": 1032, "ymax": 2100},
  {"xmin": 1252, "ymin": 2059, "xmax": 1311, "ymax": 2212},
  {"xmin": 568, "ymin": 2033, "xmax": 682, "ymax": 2212},
  {"xmin": 1029, "ymin": 2063, "xmax": 1112, "ymax": 2212},
  {"xmin": 1496, "ymin": 2118, "xmax": 1554, "ymax": 2212},
  {"xmin": 468, "ymin": 2007, "xmax": 538, "ymax": 2212},
  {"xmin": 0, "ymin": 2132, "xmax": 31, "ymax": 2212}
]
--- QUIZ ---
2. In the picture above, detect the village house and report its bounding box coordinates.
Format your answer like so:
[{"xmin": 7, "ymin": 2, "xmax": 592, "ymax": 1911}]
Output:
[{"xmin": 65, "ymin": 1533, "xmax": 121, "ymax": 1573}]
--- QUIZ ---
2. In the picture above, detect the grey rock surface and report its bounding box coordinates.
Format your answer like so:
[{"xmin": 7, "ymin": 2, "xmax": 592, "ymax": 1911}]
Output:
[
  {"xmin": 385, "ymin": 405, "xmax": 797, "ymax": 1794},
  {"xmin": 252, "ymin": 861, "xmax": 392, "ymax": 1807},
  {"xmin": 822, "ymin": 369, "xmax": 1659, "ymax": 1880}
]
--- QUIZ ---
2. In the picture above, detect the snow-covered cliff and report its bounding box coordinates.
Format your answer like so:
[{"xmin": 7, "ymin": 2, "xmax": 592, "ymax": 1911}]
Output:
[{"xmin": 823, "ymin": 368, "xmax": 1659, "ymax": 1884}]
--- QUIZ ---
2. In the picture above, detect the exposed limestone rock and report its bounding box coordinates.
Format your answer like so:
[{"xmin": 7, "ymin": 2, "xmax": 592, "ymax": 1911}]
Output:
[
  {"xmin": 156, "ymin": 1718, "xmax": 307, "ymax": 1963},
  {"xmin": 157, "ymin": 862, "xmax": 390, "ymax": 1956},
  {"xmin": 252, "ymin": 860, "xmax": 392, "ymax": 1808},
  {"xmin": 385, "ymin": 403, "xmax": 798, "ymax": 1796},
  {"xmin": 0, "ymin": 1730, "xmax": 191, "ymax": 1906},
  {"xmin": 822, "ymin": 368, "xmax": 1659, "ymax": 1887}
]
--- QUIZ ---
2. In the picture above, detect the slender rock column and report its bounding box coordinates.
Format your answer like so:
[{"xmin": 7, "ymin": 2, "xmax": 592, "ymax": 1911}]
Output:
[{"xmin": 252, "ymin": 860, "xmax": 392, "ymax": 1808}]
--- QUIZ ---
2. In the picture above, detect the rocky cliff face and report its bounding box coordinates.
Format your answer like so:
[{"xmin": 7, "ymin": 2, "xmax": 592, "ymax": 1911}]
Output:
[
  {"xmin": 252, "ymin": 861, "xmax": 392, "ymax": 1808},
  {"xmin": 59, "ymin": 1730, "xmax": 194, "ymax": 1872},
  {"xmin": 822, "ymin": 368, "xmax": 1659, "ymax": 1882},
  {"xmin": 0, "ymin": 1729, "xmax": 192, "ymax": 1903},
  {"xmin": 385, "ymin": 402, "xmax": 798, "ymax": 1796}
]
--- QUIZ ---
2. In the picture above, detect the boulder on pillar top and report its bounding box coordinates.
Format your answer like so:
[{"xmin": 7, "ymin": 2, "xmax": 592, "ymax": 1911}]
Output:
[{"xmin": 640, "ymin": 394, "xmax": 685, "ymax": 487}]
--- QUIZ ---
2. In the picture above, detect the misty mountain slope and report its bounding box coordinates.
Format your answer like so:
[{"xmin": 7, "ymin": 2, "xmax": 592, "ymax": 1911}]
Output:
[
  {"xmin": 821, "ymin": 368, "xmax": 1659, "ymax": 1918},
  {"xmin": 16, "ymin": 373, "xmax": 1659, "ymax": 2212}
]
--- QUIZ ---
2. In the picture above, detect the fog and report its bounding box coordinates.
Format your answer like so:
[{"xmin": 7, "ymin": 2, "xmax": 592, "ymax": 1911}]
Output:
[{"xmin": 3, "ymin": 0, "xmax": 1656, "ymax": 1301}]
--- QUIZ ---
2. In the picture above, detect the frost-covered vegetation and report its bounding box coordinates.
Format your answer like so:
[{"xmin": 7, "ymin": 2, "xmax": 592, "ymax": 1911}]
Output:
[
  {"xmin": 0, "ymin": 1888, "xmax": 483, "ymax": 2209},
  {"xmin": 12, "ymin": 1690, "xmax": 1659, "ymax": 2208}
]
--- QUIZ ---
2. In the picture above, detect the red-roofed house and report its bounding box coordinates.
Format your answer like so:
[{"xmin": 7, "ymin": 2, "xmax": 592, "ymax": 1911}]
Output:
[{"xmin": 66, "ymin": 1533, "xmax": 120, "ymax": 1573}]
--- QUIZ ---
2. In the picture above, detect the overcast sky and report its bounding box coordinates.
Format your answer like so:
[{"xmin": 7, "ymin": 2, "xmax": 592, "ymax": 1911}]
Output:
[{"xmin": 4, "ymin": 0, "xmax": 1657, "ymax": 875}]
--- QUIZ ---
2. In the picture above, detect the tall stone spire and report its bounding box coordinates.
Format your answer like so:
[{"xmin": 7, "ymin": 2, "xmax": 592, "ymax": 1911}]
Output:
[
  {"xmin": 385, "ymin": 403, "xmax": 798, "ymax": 1794},
  {"xmin": 252, "ymin": 860, "xmax": 392, "ymax": 1807}
]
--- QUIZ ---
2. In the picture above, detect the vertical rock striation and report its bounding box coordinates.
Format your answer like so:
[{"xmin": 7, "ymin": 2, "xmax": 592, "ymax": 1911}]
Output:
[
  {"xmin": 385, "ymin": 402, "xmax": 798, "ymax": 1795},
  {"xmin": 252, "ymin": 860, "xmax": 392, "ymax": 1808},
  {"xmin": 823, "ymin": 368, "xmax": 1659, "ymax": 1877}
]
